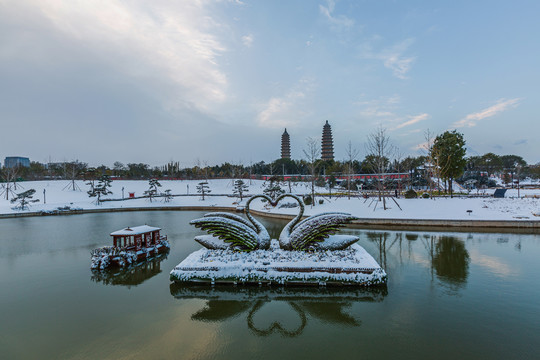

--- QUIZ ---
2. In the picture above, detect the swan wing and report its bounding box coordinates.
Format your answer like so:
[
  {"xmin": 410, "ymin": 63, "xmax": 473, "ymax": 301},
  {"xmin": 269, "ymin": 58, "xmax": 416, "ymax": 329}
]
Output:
[
  {"xmin": 313, "ymin": 234, "xmax": 359, "ymax": 250},
  {"xmin": 194, "ymin": 235, "xmax": 231, "ymax": 250},
  {"xmin": 289, "ymin": 213, "xmax": 358, "ymax": 250},
  {"xmin": 205, "ymin": 211, "xmax": 270, "ymax": 249},
  {"xmin": 190, "ymin": 216, "xmax": 259, "ymax": 250},
  {"xmin": 203, "ymin": 212, "xmax": 256, "ymax": 231}
]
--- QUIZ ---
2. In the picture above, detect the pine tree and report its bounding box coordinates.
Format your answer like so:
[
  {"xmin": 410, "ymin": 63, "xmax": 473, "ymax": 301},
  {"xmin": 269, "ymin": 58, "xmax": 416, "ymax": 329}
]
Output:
[
  {"xmin": 162, "ymin": 189, "xmax": 173, "ymax": 203},
  {"xmin": 88, "ymin": 174, "xmax": 113, "ymax": 204},
  {"xmin": 145, "ymin": 178, "xmax": 162, "ymax": 202},
  {"xmin": 263, "ymin": 179, "xmax": 284, "ymax": 201},
  {"xmin": 233, "ymin": 179, "xmax": 249, "ymax": 201},
  {"xmin": 11, "ymin": 189, "xmax": 39, "ymax": 210},
  {"xmin": 197, "ymin": 181, "xmax": 211, "ymax": 200}
]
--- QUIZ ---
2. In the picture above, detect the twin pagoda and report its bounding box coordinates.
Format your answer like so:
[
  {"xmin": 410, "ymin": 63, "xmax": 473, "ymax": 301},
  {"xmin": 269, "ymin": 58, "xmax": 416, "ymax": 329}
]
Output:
[{"xmin": 281, "ymin": 120, "xmax": 335, "ymax": 161}]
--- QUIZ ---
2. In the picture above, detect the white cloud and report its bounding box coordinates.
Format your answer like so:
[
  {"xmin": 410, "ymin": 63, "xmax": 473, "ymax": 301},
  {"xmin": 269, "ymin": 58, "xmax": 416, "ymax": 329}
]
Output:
[
  {"xmin": 241, "ymin": 34, "xmax": 254, "ymax": 47},
  {"xmin": 5, "ymin": 0, "xmax": 229, "ymax": 111},
  {"xmin": 257, "ymin": 78, "xmax": 315, "ymax": 128},
  {"xmin": 413, "ymin": 141, "xmax": 429, "ymax": 151},
  {"xmin": 354, "ymin": 95, "xmax": 400, "ymax": 119},
  {"xmin": 394, "ymin": 113, "xmax": 429, "ymax": 129},
  {"xmin": 359, "ymin": 38, "xmax": 416, "ymax": 79},
  {"xmin": 319, "ymin": 0, "xmax": 354, "ymax": 29},
  {"xmin": 452, "ymin": 98, "xmax": 521, "ymax": 128}
]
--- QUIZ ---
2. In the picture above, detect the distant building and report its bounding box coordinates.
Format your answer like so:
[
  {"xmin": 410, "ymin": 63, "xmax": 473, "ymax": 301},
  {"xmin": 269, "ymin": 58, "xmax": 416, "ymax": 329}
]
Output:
[
  {"xmin": 281, "ymin": 128, "xmax": 291, "ymax": 159},
  {"xmin": 321, "ymin": 120, "xmax": 334, "ymax": 161},
  {"xmin": 4, "ymin": 156, "xmax": 30, "ymax": 168}
]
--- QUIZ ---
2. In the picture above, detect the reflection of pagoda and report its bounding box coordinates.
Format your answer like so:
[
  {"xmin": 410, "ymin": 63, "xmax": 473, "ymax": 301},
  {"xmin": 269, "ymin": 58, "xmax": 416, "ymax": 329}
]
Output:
[
  {"xmin": 281, "ymin": 129, "xmax": 291, "ymax": 159},
  {"xmin": 321, "ymin": 120, "xmax": 334, "ymax": 161}
]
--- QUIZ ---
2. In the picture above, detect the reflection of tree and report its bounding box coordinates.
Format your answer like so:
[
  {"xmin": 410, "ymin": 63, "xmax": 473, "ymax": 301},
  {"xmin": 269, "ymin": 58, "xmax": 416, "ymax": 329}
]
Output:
[
  {"xmin": 432, "ymin": 236, "xmax": 470, "ymax": 287},
  {"xmin": 91, "ymin": 253, "xmax": 168, "ymax": 287},
  {"xmin": 298, "ymin": 301, "xmax": 359, "ymax": 326},
  {"xmin": 171, "ymin": 284, "xmax": 387, "ymax": 337},
  {"xmin": 405, "ymin": 233, "xmax": 418, "ymax": 241},
  {"xmin": 366, "ymin": 232, "xmax": 402, "ymax": 269}
]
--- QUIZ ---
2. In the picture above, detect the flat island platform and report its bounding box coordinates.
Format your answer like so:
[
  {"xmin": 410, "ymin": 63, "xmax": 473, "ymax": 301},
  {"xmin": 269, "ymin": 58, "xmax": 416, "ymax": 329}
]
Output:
[{"xmin": 170, "ymin": 240, "xmax": 387, "ymax": 286}]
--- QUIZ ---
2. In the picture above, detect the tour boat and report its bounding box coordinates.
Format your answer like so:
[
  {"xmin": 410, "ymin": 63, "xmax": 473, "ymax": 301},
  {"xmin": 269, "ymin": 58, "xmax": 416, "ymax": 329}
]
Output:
[{"xmin": 91, "ymin": 225, "xmax": 170, "ymax": 270}]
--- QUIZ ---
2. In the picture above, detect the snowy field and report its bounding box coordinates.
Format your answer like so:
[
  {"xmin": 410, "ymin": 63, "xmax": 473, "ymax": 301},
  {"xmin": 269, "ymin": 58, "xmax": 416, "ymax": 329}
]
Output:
[{"xmin": 1, "ymin": 179, "xmax": 540, "ymax": 221}]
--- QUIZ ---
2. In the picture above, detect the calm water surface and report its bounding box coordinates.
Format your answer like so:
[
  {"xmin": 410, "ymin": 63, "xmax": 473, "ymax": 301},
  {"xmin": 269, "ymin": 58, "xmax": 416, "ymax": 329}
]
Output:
[{"xmin": 1, "ymin": 211, "xmax": 539, "ymax": 359}]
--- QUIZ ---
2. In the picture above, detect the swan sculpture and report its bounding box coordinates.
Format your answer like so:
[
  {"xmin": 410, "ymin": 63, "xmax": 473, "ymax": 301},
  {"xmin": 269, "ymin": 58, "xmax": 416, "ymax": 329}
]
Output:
[
  {"xmin": 190, "ymin": 194, "xmax": 359, "ymax": 251},
  {"xmin": 190, "ymin": 195, "xmax": 271, "ymax": 251},
  {"xmin": 277, "ymin": 194, "xmax": 360, "ymax": 251}
]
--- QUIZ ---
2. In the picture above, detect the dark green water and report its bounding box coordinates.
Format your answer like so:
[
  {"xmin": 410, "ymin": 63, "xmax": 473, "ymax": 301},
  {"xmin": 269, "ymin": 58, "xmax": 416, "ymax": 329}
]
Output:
[{"xmin": 1, "ymin": 211, "xmax": 539, "ymax": 359}]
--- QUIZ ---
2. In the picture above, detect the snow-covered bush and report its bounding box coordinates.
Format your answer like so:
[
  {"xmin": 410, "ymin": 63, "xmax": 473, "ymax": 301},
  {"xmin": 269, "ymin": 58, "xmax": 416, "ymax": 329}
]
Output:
[{"xmin": 404, "ymin": 189, "xmax": 418, "ymax": 199}]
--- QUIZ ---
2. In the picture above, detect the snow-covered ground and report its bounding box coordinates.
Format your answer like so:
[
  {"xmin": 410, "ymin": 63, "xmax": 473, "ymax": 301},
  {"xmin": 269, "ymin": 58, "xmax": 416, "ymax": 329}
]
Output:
[{"xmin": 1, "ymin": 179, "xmax": 540, "ymax": 221}]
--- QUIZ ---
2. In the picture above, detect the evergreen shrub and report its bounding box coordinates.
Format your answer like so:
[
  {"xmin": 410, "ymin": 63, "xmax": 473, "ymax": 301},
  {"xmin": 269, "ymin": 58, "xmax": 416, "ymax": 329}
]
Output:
[{"xmin": 404, "ymin": 189, "xmax": 418, "ymax": 199}]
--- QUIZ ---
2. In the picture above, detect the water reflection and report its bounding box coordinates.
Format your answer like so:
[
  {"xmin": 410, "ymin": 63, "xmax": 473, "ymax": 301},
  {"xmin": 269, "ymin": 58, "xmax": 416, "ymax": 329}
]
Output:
[
  {"xmin": 365, "ymin": 231, "xmax": 470, "ymax": 290},
  {"xmin": 91, "ymin": 253, "xmax": 168, "ymax": 287},
  {"xmin": 170, "ymin": 284, "xmax": 387, "ymax": 337},
  {"xmin": 432, "ymin": 236, "xmax": 470, "ymax": 287}
]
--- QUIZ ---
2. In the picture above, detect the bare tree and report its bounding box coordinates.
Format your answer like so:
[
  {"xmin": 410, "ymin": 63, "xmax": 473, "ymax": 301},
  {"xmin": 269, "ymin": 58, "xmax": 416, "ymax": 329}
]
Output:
[
  {"xmin": 1, "ymin": 166, "xmax": 20, "ymax": 200},
  {"xmin": 303, "ymin": 137, "xmax": 320, "ymax": 206},
  {"xmin": 268, "ymin": 162, "xmax": 275, "ymax": 176},
  {"xmin": 345, "ymin": 141, "xmax": 360, "ymax": 200},
  {"xmin": 365, "ymin": 126, "xmax": 394, "ymax": 209},
  {"xmin": 63, "ymin": 161, "xmax": 86, "ymax": 191},
  {"xmin": 422, "ymin": 129, "xmax": 450, "ymax": 197},
  {"xmin": 422, "ymin": 129, "xmax": 436, "ymax": 197},
  {"xmin": 393, "ymin": 149, "xmax": 404, "ymax": 196}
]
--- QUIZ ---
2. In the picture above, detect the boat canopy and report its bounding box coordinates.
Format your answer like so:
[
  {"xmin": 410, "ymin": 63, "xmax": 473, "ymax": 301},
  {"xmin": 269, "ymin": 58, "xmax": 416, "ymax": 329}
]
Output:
[{"xmin": 110, "ymin": 225, "xmax": 161, "ymax": 236}]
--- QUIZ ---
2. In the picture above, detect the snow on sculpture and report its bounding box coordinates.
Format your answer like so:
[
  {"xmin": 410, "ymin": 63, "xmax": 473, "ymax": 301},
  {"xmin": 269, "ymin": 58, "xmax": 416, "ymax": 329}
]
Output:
[
  {"xmin": 173, "ymin": 194, "xmax": 387, "ymax": 286},
  {"xmin": 191, "ymin": 194, "xmax": 358, "ymax": 251}
]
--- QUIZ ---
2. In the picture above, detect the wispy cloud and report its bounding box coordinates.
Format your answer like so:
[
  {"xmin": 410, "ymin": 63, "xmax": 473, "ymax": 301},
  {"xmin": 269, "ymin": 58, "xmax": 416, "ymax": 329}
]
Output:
[
  {"xmin": 241, "ymin": 34, "xmax": 254, "ymax": 47},
  {"xmin": 452, "ymin": 98, "xmax": 521, "ymax": 128},
  {"xmin": 355, "ymin": 95, "xmax": 401, "ymax": 119},
  {"xmin": 394, "ymin": 113, "xmax": 429, "ymax": 129},
  {"xmin": 358, "ymin": 38, "xmax": 416, "ymax": 79},
  {"xmin": 319, "ymin": 0, "xmax": 354, "ymax": 29},
  {"xmin": 413, "ymin": 141, "xmax": 429, "ymax": 152},
  {"xmin": 257, "ymin": 78, "xmax": 315, "ymax": 128}
]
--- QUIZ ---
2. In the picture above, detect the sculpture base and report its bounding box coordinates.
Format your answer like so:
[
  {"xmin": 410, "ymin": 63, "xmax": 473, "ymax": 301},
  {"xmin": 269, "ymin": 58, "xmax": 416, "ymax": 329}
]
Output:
[{"xmin": 170, "ymin": 241, "xmax": 387, "ymax": 287}]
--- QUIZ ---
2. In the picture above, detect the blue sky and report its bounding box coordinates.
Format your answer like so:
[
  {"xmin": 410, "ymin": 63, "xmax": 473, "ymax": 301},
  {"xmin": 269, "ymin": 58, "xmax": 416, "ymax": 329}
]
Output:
[{"xmin": 1, "ymin": 0, "xmax": 538, "ymax": 166}]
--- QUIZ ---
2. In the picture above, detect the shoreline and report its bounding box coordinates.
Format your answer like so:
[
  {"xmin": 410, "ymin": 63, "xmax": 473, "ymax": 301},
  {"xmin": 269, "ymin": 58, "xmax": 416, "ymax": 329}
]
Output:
[{"xmin": 2, "ymin": 205, "xmax": 539, "ymax": 234}]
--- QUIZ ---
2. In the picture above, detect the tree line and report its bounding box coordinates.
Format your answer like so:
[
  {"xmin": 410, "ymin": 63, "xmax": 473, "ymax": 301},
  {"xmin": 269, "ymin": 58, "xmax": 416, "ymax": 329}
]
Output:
[{"xmin": 2, "ymin": 131, "xmax": 538, "ymax": 187}]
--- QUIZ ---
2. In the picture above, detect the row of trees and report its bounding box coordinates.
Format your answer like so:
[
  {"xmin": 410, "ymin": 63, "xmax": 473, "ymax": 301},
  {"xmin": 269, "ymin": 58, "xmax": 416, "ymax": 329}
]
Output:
[{"xmin": 3, "ymin": 134, "xmax": 539, "ymax": 191}]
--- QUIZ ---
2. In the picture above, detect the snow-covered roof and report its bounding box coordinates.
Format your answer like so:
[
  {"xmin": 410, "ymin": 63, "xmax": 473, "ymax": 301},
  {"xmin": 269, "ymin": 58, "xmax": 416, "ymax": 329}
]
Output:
[{"xmin": 110, "ymin": 225, "xmax": 161, "ymax": 236}]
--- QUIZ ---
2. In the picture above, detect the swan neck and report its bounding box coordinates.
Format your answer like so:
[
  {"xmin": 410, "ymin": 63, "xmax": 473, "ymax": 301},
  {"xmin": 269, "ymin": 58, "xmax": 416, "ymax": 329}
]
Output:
[
  {"xmin": 285, "ymin": 194, "xmax": 304, "ymax": 232},
  {"xmin": 245, "ymin": 195, "xmax": 263, "ymax": 233}
]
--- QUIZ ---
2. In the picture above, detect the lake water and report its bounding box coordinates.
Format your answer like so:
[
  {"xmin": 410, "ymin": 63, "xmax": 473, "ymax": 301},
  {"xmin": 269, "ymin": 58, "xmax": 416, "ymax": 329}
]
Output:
[{"xmin": 1, "ymin": 211, "xmax": 539, "ymax": 359}]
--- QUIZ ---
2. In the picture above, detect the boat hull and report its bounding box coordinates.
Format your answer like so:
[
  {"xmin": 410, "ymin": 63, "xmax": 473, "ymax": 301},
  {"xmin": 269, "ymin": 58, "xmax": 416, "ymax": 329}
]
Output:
[{"xmin": 91, "ymin": 241, "xmax": 170, "ymax": 270}]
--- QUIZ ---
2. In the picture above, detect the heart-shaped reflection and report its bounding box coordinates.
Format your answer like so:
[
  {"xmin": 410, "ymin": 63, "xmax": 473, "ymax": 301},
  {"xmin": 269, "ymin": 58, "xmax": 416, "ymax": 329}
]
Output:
[{"xmin": 247, "ymin": 300, "xmax": 307, "ymax": 337}]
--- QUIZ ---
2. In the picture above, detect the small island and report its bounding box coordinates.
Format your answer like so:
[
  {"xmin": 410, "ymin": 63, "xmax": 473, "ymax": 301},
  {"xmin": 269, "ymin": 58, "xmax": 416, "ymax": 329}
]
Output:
[{"xmin": 170, "ymin": 195, "xmax": 386, "ymax": 286}]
